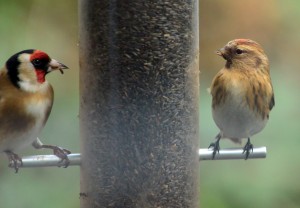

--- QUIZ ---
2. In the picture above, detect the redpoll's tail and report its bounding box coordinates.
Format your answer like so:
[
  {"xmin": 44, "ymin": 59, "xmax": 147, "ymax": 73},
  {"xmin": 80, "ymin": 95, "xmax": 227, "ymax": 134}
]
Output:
[{"xmin": 229, "ymin": 138, "xmax": 242, "ymax": 144}]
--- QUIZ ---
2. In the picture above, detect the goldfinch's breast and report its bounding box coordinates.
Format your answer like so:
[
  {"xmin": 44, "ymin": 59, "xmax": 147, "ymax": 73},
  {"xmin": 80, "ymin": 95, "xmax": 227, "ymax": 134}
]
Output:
[{"xmin": 25, "ymin": 97, "xmax": 52, "ymax": 125}]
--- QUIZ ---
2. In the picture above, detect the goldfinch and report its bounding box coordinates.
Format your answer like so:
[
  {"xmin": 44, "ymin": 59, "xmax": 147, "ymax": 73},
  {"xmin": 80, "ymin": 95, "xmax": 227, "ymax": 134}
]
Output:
[{"xmin": 0, "ymin": 49, "xmax": 71, "ymax": 172}]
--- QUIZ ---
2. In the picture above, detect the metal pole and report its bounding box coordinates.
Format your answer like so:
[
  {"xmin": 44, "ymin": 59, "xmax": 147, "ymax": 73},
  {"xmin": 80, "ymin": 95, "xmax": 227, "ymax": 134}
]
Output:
[
  {"xmin": 199, "ymin": 147, "xmax": 267, "ymax": 160},
  {"xmin": 7, "ymin": 146, "xmax": 266, "ymax": 169},
  {"xmin": 79, "ymin": 0, "xmax": 199, "ymax": 207},
  {"xmin": 8, "ymin": 154, "xmax": 81, "ymax": 168}
]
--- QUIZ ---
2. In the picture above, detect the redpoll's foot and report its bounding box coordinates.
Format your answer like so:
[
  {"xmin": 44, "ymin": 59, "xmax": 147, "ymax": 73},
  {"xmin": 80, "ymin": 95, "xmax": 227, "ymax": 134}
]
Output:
[
  {"xmin": 243, "ymin": 138, "xmax": 253, "ymax": 160},
  {"xmin": 208, "ymin": 134, "xmax": 221, "ymax": 159},
  {"xmin": 5, "ymin": 151, "xmax": 23, "ymax": 173},
  {"xmin": 41, "ymin": 145, "xmax": 71, "ymax": 168}
]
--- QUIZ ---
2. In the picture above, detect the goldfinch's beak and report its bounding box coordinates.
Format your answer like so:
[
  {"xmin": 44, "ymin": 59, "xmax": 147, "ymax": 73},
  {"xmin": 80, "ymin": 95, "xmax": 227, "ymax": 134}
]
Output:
[{"xmin": 48, "ymin": 59, "xmax": 68, "ymax": 74}]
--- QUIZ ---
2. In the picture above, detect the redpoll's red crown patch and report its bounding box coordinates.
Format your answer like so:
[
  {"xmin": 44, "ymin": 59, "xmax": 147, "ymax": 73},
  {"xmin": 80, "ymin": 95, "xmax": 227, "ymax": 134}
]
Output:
[
  {"xmin": 234, "ymin": 39, "xmax": 259, "ymax": 45},
  {"xmin": 228, "ymin": 39, "xmax": 264, "ymax": 53}
]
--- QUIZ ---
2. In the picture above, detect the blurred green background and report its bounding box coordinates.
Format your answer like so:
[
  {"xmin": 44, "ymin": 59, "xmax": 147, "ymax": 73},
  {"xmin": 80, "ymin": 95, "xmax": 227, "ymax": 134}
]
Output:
[
  {"xmin": 200, "ymin": 0, "xmax": 300, "ymax": 208},
  {"xmin": 0, "ymin": 1, "xmax": 79, "ymax": 208},
  {"xmin": 1, "ymin": 0, "xmax": 299, "ymax": 208}
]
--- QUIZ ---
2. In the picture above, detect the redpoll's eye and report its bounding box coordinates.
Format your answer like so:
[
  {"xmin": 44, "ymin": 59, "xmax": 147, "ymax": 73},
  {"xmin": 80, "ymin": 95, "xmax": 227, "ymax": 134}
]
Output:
[{"xmin": 236, "ymin": 49, "xmax": 243, "ymax": 54}]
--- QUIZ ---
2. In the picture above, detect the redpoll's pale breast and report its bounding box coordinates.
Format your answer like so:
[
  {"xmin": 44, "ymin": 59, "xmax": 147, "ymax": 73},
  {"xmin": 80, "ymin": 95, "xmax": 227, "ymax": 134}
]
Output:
[{"xmin": 208, "ymin": 39, "xmax": 275, "ymax": 159}]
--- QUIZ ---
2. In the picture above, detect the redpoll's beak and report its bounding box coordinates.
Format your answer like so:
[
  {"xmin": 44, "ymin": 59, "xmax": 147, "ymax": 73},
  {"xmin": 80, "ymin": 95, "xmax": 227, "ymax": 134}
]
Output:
[
  {"xmin": 216, "ymin": 47, "xmax": 229, "ymax": 61},
  {"xmin": 48, "ymin": 59, "xmax": 68, "ymax": 74},
  {"xmin": 215, "ymin": 47, "xmax": 225, "ymax": 56}
]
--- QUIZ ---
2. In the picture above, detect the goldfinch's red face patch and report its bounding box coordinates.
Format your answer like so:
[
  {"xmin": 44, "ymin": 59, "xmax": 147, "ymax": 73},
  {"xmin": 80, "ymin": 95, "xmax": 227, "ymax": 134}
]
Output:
[{"xmin": 30, "ymin": 50, "xmax": 52, "ymax": 83}]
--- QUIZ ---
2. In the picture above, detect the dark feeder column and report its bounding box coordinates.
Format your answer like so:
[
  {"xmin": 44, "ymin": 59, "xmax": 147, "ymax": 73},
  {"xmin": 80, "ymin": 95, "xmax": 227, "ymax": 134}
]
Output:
[{"xmin": 79, "ymin": 1, "xmax": 199, "ymax": 207}]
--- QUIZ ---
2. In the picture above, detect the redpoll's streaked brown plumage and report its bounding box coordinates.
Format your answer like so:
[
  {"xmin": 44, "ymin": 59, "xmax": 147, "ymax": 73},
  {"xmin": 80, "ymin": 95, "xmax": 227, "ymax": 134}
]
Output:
[
  {"xmin": 209, "ymin": 39, "xmax": 275, "ymax": 159},
  {"xmin": 0, "ymin": 49, "xmax": 71, "ymax": 172}
]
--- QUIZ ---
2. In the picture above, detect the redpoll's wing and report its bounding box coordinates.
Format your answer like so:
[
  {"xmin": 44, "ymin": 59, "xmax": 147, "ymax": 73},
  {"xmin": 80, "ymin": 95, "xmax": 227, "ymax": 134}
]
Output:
[{"xmin": 269, "ymin": 93, "xmax": 275, "ymax": 111}]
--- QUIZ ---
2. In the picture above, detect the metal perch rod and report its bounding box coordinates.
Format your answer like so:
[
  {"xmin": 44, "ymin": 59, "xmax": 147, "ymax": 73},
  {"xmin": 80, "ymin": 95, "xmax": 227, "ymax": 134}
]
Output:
[
  {"xmin": 9, "ymin": 153, "xmax": 81, "ymax": 168},
  {"xmin": 9, "ymin": 147, "xmax": 267, "ymax": 168},
  {"xmin": 199, "ymin": 146, "xmax": 267, "ymax": 160}
]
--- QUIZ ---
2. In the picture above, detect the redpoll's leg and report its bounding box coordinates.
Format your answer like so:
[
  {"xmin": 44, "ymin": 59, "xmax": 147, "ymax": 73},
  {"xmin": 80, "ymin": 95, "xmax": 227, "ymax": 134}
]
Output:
[
  {"xmin": 32, "ymin": 138, "xmax": 71, "ymax": 168},
  {"xmin": 208, "ymin": 133, "xmax": 221, "ymax": 159},
  {"xmin": 5, "ymin": 151, "xmax": 23, "ymax": 173},
  {"xmin": 243, "ymin": 138, "xmax": 254, "ymax": 160}
]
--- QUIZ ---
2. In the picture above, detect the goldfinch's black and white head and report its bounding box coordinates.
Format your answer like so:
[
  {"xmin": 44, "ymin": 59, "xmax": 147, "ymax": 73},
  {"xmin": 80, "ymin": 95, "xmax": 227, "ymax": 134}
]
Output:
[{"xmin": 5, "ymin": 49, "xmax": 68, "ymax": 92}]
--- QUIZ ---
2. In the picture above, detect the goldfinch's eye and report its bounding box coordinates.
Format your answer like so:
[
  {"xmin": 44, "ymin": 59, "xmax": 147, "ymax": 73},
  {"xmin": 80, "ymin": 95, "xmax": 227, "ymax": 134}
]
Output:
[
  {"xmin": 236, "ymin": 49, "xmax": 243, "ymax": 54},
  {"xmin": 32, "ymin": 59, "xmax": 42, "ymax": 67}
]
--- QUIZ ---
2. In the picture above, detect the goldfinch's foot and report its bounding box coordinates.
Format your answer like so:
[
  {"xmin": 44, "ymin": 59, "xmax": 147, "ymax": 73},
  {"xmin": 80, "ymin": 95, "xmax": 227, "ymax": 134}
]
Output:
[
  {"xmin": 52, "ymin": 146, "xmax": 71, "ymax": 168},
  {"xmin": 5, "ymin": 151, "xmax": 23, "ymax": 173},
  {"xmin": 38, "ymin": 144, "xmax": 71, "ymax": 168}
]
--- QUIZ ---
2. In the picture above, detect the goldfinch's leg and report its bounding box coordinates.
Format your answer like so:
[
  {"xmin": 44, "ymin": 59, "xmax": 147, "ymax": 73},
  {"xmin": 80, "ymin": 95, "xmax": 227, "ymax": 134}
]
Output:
[
  {"xmin": 5, "ymin": 150, "xmax": 22, "ymax": 173},
  {"xmin": 32, "ymin": 138, "xmax": 71, "ymax": 167}
]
